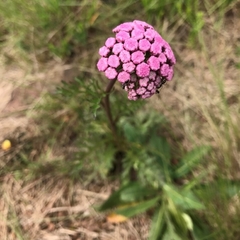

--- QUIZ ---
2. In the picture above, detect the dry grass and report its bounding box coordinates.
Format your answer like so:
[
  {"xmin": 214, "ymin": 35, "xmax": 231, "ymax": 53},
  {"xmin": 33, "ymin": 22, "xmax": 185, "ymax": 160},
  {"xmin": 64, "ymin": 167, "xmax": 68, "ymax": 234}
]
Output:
[
  {"xmin": 151, "ymin": 12, "xmax": 240, "ymax": 176},
  {"xmin": 0, "ymin": 174, "xmax": 150, "ymax": 240}
]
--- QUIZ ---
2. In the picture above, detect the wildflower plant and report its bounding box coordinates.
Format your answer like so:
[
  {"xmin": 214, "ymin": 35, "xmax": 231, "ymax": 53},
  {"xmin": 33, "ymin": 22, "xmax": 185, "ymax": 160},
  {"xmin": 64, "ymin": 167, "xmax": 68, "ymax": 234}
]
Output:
[{"xmin": 94, "ymin": 21, "xmax": 213, "ymax": 240}]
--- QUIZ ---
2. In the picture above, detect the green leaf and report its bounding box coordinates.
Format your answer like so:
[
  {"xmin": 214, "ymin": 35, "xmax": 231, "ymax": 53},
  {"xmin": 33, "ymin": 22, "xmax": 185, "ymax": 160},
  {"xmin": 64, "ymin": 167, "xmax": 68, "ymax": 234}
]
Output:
[
  {"xmin": 148, "ymin": 135, "xmax": 171, "ymax": 164},
  {"xmin": 162, "ymin": 230, "xmax": 182, "ymax": 240},
  {"xmin": 163, "ymin": 184, "xmax": 205, "ymax": 210},
  {"xmin": 149, "ymin": 207, "xmax": 166, "ymax": 240},
  {"xmin": 99, "ymin": 182, "xmax": 156, "ymax": 211},
  {"xmin": 115, "ymin": 196, "xmax": 160, "ymax": 218},
  {"xmin": 166, "ymin": 200, "xmax": 188, "ymax": 235},
  {"xmin": 175, "ymin": 145, "xmax": 211, "ymax": 178},
  {"xmin": 120, "ymin": 182, "xmax": 155, "ymax": 202},
  {"xmin": 91, "ymin": 96, "xmax": 102, "ymax": 118},
  {"xmin": 122, "ymin": 122, "xmax": 140, "ymax": 142}
]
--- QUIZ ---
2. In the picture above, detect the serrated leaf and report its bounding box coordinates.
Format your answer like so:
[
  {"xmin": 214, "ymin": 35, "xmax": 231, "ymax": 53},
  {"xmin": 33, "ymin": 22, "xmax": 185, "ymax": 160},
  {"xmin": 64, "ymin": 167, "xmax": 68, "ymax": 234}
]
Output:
[
  {"xmin": 115, "ymin": 197, "xmax": 160, "ymax": 218},
  {"xmin": 175, "ymin": 145, "xmax": 211, "ymax": 178},
  {"xmin": 164, "ymin": 184, "xmax": 205, "ymax": 210}
]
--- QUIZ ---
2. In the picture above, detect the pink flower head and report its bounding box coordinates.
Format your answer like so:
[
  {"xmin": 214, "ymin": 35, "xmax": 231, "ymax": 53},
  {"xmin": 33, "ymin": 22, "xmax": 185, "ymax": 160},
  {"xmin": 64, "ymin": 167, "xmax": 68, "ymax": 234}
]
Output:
[{"xmin": 97, "ymin": 20, "xmax": 176, "ymax": 100}]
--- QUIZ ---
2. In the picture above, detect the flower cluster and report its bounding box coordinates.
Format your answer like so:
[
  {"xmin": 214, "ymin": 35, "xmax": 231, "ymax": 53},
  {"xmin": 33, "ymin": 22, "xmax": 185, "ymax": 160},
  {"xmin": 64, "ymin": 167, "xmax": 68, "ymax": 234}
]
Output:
[{"xmin": 97, "ymin": 20, "xmax": 176, "ymax": 100}]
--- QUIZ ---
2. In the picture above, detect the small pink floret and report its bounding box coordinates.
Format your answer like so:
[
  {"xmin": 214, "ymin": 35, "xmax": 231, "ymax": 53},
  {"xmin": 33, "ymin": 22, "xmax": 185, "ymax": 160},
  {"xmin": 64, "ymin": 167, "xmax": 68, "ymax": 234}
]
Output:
[
  {"xmin": 166, "ymin": 67, "xmax": 174, "ymax": 80},
  {"xmin": 105, "ymin": 37, "xmax": 116, "ymax": 48},
  {"xmin": 164, "ymin": 47, "xmax": 176, "ymax": 64},
  {"xmin": 99, "ymin": 46, "xmax": 110, "ymax": 57},
  {"xmin": 128, "ymin": 83, "xmax": 135, "ymax": 89},
  {"xmin": 154, "ymin": 34, "xmax": 164, "ymax": 43},
  {"xmin": 136, "ymin": 87, "xmax": 146, "ymax": 95},
  {"xmin": 147, "ymin": 82, "xmax": 154, "ymax": 91},
  {"xmin": 124, "ymin": 38, "xmax": 138, "ymax": 51},
  {"xmin": 139, "ymin": 39, "xmax": 151, "ymax": 52},
  {"xmin": 136, "ymin": 62, "xmax": 150, "ymax": 77},
  {"xmin": 105, "ymin": 67, "xmax": 117, "ymax": 80},
  {"xmin": 155, "ymin": 76, "xmax": 161, "ymax": 86},
  {"xmin": 150, "ymin": 42, "xmax": 162, "ymax": 55},
  {"xmin": 123, "ymin": 62, "xmax": 135, "ymax": 73},
  {"xmin": 159, "ymin": 53, "xmax": 167, "ymax": 63},
  {"xmin": 133, "ymin": 20, "xmax": 153, "ymax": 29},
  {"xmin": 139, "ymin": 77, "xmax": 149, "ymax": 87},
  {"xmin": 148, "ymin": 56, "xmax": 160, "ymax": 71},
  {"xmin": 144, "ymin": 29, "xmax": 156, "ymax": 41},
  {"xmin": 119, "ymin": 50, "xmax": 131, "ymax": 63},
  {"xmin": 141, "ymin": 91, "xmax": 151, "ymax": 99},
  {"xmin": 131, "ymin": 51, "xmax": 144, "ymax": 64},
  {"xmin": 116, "ymin": 31, "xmax": 130, "ymax": 42},
  {"xmin": 131, "ymin": 29, "xmax": 144, "ymax": 40},
  {"xmin": 97, "ymin": 57, "xmax": 108, "ymax": 72},
  {"xmin": 113, "ymin": 22, "xmax": 134, "ymax": 33},
  {"xmin": 112, "ymin": 43, "xmax": 123, "ymax": 55},
  {"xmin": 117, "ymin": 71, "xmax": 130, "ymax": 83},
  {"xmin": 160, "ymin": 64, "xmax": 170, "ymax": 77},
  {"xmin": 108, "ymin": 55, "xmax": 120, "ymax": 68},
  {"xmin": 149, "ymin": 71, "xmax": 156, "ymax": 80},
  {"xmin": 129, "ymin": 89, "xmax": 137, "ymax": 97}
]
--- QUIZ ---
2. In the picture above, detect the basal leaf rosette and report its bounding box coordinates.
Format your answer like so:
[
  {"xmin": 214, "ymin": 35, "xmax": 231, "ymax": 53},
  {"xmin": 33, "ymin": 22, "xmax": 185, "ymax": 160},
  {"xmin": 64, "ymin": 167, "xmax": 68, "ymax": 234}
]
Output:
[{"xmin": 97, "ymin": 20, "xmax": 176, "ymax": 100}]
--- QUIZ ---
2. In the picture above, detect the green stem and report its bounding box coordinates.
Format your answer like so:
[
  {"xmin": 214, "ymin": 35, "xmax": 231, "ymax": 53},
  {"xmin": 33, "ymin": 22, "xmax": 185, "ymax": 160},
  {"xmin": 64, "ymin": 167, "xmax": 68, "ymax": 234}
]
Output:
[{"xmin": 103, "ymin": 79, "xmax": 117, "ymax": 138}]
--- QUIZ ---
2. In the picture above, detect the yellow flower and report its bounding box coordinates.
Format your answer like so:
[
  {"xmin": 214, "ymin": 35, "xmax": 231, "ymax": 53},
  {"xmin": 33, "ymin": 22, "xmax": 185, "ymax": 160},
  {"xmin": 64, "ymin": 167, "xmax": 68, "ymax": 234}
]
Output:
[{"xmin": 1, "ymin": 140, "xmax": 11, "ymax": 151}]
